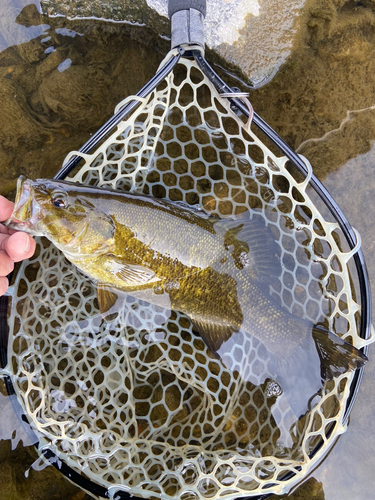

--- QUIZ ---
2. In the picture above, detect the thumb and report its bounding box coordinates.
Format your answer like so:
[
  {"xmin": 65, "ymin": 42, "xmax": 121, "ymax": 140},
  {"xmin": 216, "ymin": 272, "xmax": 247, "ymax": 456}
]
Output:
[{"xmin": 2, "ymin": 231, "xmax": 36, "ymax": 262}]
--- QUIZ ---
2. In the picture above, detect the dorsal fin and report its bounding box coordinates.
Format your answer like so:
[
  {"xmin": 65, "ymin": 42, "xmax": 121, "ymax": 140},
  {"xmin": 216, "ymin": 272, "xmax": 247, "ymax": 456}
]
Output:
[{"xmin": 213, "ymin": 217, "xmax": 282, "ymax": 286}]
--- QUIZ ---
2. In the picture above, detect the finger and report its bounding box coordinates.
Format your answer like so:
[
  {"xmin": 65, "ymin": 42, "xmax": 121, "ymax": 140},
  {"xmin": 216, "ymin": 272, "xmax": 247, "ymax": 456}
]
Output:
[
  {"xmin": 0, "ymin": 250, "xmax": 14, "ymax": 276},
  {"xmin": 2, "ymin": 232, "xmax": 36, "ymax": 262},
  {"xmin": 0, "ymin": 233, "xmax": 36, "ymax": 262},
  {"xmin": 0, "ymin": 223, "xmax": 11, "ymax": 235},
  {"xmin": 0, "ymin": 276, "xmax": 8, "ymax": 296},
  {"xmin": 0, "ymin": 225, "xmax": 18, "ymax": 236},
  {"xmin": 0, "ymin": 196, "xmax": 14, "ymax": 222}
]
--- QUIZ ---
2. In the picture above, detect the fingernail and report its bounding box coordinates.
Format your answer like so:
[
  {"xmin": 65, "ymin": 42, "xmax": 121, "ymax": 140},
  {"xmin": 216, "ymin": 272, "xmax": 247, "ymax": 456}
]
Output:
[{"xmin": 22, "ymin": 233, "xmax": 31, "ymax": 253}]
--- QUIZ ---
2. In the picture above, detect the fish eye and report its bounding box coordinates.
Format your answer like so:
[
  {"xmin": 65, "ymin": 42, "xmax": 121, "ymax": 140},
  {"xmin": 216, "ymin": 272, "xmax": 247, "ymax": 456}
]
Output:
[{"xmin": 51, "ymin": 192, "xmax": 68, "ymax": 208}]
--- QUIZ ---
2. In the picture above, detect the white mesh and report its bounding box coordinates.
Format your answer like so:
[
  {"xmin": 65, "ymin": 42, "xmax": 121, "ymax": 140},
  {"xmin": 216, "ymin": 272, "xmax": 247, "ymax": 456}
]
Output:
[{"xmin": 6, "ymin": 50, "xmax": 374, "ymax": 499}]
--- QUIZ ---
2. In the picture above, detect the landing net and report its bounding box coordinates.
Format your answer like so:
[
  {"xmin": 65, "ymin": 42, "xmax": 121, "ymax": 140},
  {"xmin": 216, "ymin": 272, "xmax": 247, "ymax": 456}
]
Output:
[{"xmin": 5, "ymin": 51, "xmax": 373, "ymax": 499}]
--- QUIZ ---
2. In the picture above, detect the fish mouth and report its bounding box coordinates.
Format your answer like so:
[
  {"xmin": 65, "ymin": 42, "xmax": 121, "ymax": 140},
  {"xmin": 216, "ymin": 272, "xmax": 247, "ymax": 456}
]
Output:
[{"xmin": 5, "ymin": 176, "xmax": 42, "ymax": 233}]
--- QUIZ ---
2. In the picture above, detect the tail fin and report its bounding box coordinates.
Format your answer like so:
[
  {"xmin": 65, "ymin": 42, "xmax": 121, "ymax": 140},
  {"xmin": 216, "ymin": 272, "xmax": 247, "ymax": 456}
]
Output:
[
  {"xmin": 206, "ymin": 319, "xmax": 367, "ymax": 420},
  {"xmin": 272, "ymin": 324, "xmax": 367, "ymax": 419},
  {"xmin": 312, "ymin": 325, "xmax": 368, "ymax": 380}
]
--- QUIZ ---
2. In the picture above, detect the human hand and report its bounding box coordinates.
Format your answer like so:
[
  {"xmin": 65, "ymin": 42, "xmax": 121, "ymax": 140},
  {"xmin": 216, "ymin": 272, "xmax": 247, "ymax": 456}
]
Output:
[{"xmin": 0, "ymin": 195, "xmax": 36, "ymax": 296}]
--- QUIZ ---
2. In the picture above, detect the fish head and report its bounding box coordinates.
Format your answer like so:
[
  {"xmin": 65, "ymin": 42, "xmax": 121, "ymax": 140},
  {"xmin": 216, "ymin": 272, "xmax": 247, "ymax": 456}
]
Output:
[{"xmin": 6, "ymin": 176, "xmax": 115, "ymax": 257}]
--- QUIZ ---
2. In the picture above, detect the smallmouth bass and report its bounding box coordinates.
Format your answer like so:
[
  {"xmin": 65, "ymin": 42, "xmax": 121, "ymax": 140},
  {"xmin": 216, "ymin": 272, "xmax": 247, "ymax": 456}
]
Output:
[{"xmin": 6, "ymin": 176, "xmax": 367, "ymax": 418}]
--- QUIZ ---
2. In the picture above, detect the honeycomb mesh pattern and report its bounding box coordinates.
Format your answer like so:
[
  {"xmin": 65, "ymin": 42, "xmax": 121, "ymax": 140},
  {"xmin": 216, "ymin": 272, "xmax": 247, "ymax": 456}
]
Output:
[{"xmin": 6, "ymin": 51, "xmax": 373, "ymax": 499}]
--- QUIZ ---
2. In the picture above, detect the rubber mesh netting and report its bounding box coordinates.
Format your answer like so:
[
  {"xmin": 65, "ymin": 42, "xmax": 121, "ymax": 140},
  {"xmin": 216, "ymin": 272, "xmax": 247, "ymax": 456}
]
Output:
[{"xmin": 5, "ymin": 50, "xmax": 374, "ymax": 499}]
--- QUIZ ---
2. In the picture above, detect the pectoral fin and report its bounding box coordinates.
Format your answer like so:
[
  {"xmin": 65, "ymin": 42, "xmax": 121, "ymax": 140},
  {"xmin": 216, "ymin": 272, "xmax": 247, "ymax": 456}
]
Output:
[{"xmin": 103, "ymin": 256, "xmax": 161, "ymax": 287}]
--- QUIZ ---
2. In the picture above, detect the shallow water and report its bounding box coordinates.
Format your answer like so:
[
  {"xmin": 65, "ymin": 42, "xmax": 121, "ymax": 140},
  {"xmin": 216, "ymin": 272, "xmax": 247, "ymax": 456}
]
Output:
[{"xmin": 0, "ymin": 1, "xmax": 375, "ymax": 500}]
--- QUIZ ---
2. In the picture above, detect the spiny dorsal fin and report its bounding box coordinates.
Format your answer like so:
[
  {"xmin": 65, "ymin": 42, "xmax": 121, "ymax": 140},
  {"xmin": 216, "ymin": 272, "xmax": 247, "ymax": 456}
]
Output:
[{"xmin": 213, "ymin": 217, "xmax": 282, "ymax": 286}]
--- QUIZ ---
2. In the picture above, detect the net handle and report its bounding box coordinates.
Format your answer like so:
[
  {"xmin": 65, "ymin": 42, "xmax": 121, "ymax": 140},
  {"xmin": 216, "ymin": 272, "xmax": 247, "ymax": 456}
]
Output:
[
  {"xmin": 168, "ymin": 0, "xmax": 207, "ymax": 18},
  {"xmin": 168, "ymin": 0, "xmax": 206, "ymax": 49}
]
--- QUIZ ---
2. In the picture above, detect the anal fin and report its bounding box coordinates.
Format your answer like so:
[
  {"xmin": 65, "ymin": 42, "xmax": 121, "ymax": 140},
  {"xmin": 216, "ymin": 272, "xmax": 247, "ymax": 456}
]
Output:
[{"xmin": 190, "ymin": 317, "xmax": 237, "ymax": 355}]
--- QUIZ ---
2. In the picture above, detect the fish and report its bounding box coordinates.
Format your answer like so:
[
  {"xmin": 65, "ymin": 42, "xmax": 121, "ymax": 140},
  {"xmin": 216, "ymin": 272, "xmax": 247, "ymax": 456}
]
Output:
[{"xmin": 6, "ymin": 176, "xmax": 368, "ymax": 419}]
